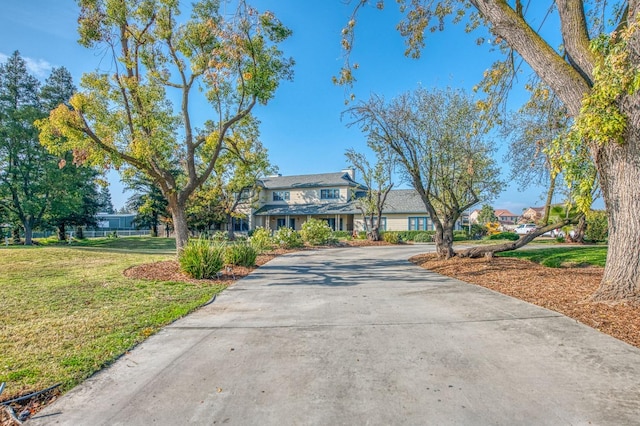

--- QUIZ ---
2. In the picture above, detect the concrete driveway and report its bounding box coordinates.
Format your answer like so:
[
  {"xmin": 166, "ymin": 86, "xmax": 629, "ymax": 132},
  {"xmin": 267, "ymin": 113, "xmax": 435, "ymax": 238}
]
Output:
[{"xmin": 31, "ymin": 245, "xmax": 640, "ymax": 425}]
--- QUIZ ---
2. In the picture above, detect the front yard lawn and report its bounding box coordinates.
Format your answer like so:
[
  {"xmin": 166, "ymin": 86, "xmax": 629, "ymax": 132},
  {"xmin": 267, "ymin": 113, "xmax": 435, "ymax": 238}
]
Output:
[
  {"xmin": 497, "ymin": 246, "xmax": 607, "ymax": 267},
  {"xmin": 0, "ymin": 246, "xmax": 224, "ymax": 402}
]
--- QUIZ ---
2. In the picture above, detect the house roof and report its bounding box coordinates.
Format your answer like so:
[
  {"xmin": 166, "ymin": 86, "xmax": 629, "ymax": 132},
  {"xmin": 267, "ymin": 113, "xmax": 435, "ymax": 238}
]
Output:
[
  {"xmin": 254, "ymin": 202, "xmax": 361, "ymax": 216},
  {"xmin": 380, "ymin": 189, "xmax": 426, "ymax": 214},
  {"xmin": 259, "ymin": 172, "xmax": 364, "ymax": 190},
  {"xmin": 495, "ymin": 209, "xmax": 518, "ymax": 217},
  {"xmin": 524, "ymin": 206, "xmax": 546, "ymax": 214}
]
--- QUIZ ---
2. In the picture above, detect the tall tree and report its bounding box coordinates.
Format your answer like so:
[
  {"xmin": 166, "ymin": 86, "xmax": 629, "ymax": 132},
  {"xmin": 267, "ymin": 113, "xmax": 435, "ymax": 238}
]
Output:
[
  {"xmin": 124, "ymin": 174, "xmax": 169, "ymax": 237},
  {"xmin": 0, "ymin": 52, "xmax": 54, "ymax": 245},
  {"xmin": 96, "ymin": 185, "xmax": 115, "ymax": 214},
  {"xmin": 347, "ymin": 87, "xmax": 503, "ymax": 258},
  {"xmin": 45, "ymin": 152, "xmax": 102, "ymax": 240},
  {"xmin": 344, "ymin": 148, "xmax": 393, "ymax": 241},
  {"xmin": 39, "ymin": 67, "xmax": 101, "ymax": 240},
  {"xmin": 476, "ymin": 204, "xmax": 498, "ymax": 225},
  {"xmin": 38, "ymin": 0, "xmax": 293, "ymax": 253},
  {"xmin": 343, "ymin": 1, "xmax": 640, "ymax": 301}
]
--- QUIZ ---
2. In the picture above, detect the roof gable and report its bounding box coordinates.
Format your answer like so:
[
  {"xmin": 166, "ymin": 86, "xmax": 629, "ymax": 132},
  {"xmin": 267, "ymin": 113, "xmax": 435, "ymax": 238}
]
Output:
[
  {"xmin": 260, "ymin": 172, "xmax": 364, "ymax": 190},
  {"xmin": 381, "ymin": 189, "xmax": 426, "ymax": 213}
]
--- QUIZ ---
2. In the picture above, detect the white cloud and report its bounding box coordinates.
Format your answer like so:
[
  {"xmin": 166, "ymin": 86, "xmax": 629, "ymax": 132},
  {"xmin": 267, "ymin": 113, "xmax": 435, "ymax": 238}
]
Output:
[
  {"xmin": 0, "ymin": 52, "xmax": 53, "ymax": 78},
  {"xmin": 23, "ymin": 56, "xmax": 53, "ymax": 78}
]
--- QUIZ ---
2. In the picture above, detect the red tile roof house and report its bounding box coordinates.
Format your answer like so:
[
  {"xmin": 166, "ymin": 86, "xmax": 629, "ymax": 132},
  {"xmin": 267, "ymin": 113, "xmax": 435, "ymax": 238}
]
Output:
[
  {"xmin": 468, "ymin": 208, "xmax": 519, "ymax": 231},
  {"xmin": 495, "ymin": 209, "xmax": 520, "ymax": 229}
]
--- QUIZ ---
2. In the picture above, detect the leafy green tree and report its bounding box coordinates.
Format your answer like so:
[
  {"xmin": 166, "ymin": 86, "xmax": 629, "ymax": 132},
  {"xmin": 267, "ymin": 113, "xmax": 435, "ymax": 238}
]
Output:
[
  {"xmin": 0, "ymin": 52, "xmax": 55, "ymax": 244},
  {"xmin": 186, "ymin": 118, "xmax": 274, "ymax": 237},
  {"xmin": 124, "ymin": 172, "xmax": 169, "ymax": 237},
  {"xmin": 45, "ymin": 153, "xmax": 102, "ymax": 240},
  {"xmin": 347, "ymin": 87, "xmax": 503, "ymax": 258},
  {"xmin": 38, "ymin": 0, "xmax": 294, "ymax": 254},
  {"xmin": 40, "ymin": 67, "xmax": 102, "ymax": 241},
  {"xmin": 341, "ymin": 1, "xmax": 640, "ymax": 301},
  {"xmin": 476, "ymin": 204, "xmax": 498, "ymax": 225},
  {"xmin": 213, "ymin": 117, "xmax": 275, "ymax": 239},
  {"xmin": 345, "ymin": 148, "xmax": 393, "ymax": 241}
]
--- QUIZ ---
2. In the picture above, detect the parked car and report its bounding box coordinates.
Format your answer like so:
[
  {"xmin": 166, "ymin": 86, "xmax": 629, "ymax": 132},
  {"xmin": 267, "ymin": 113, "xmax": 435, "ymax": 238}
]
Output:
[
  {"xmin": 545, "ymin": 228, "xmax": 565, "ymax": 238},
  {"xmin": 515, "ymin": 223, "xmax": 536, "ymax": 235}
]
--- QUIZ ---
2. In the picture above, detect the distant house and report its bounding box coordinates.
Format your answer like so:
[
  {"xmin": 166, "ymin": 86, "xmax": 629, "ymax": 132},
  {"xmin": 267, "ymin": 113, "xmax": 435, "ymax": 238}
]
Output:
[
  {"xmin": 520, "ymin": 207, "xmax": 545, "ymax": 224},
  {"xmin": 93, "ymin": 213, "xmax": 137, "ymax": 230},
  {"xmin": 469, "ymin": 208, "xmax": 519, "ymax": 228},
  {"xmin": 495, "ymin": 209, "xmax": 519, "ymax": 228}
]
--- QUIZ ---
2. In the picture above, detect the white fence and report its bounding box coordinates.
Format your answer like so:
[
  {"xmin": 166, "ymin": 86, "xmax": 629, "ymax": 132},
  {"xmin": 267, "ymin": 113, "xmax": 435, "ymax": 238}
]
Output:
[{"xmin": 82, "ymin": 230, "xmax": 151, "ymax": 238}]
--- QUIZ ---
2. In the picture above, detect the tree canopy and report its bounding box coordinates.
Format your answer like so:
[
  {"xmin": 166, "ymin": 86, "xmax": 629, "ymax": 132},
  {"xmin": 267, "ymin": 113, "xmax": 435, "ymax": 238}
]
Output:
[
  {"xmin": 342, "ymin": 1, "xmax": 640, "ymax": 301},
  {"xmin": 38, "ymin": 0, "xmax": 293, "ymax": 253},
  {"xmin": 347, "ymin": 87, "xmax": 503, "ymax": 258}
]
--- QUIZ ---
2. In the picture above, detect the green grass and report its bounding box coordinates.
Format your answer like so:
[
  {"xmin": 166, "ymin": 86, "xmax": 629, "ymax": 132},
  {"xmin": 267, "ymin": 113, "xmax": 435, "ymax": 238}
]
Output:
[
  {"xmin": 0, "ymin": 244, "xmax": 224, "ymax": 400},
  {"xmin": 497, "ymin": 246, "xmax": 607, "ymax": 267},
  {"xmin": 72, "ymin": 236, "xmax": 176, "ymax": 254}
]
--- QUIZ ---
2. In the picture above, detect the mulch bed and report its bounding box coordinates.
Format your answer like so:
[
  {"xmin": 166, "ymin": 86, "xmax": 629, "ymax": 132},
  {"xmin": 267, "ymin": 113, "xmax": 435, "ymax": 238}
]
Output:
[{"xmin": 410, "ymin": 253, "xmax": 640, "ymax": 349}]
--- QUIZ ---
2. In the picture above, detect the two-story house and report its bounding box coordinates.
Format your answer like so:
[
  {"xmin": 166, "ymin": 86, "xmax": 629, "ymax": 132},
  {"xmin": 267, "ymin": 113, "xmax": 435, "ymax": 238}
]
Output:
[
  {"xmin": 248, "ymin": 170, "xmax": 463, "ymax": 233},
  {"xmin": 251, "ymin": 169, "xmax": 365, "ymax": 232}
]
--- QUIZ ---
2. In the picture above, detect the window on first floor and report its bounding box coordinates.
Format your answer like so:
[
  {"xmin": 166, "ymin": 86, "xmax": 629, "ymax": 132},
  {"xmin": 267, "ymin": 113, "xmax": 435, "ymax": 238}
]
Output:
[
  {"xmin": 320, "ymin": 188, "xmax": 340, "ymax": 200},
  {"xmin": 232, "ymin": 217, "xmax": 249, "ymax": 232},
  {"xmin": 408, "ymin": 216, "xmax": 432, "ymax": 231},
  {"xmin": 324, "ymin": 218, "xmax": 336, "ymax": 230},
  {"xmin": 365, "ymin": 216, "xmax": 387, "ymax": 231},
  {"xmin": 276, "ymin": 218, "xmax": 296, "ymax": 230},
  {"xmin": 273, "ymin": 191, "xmax": 290, "ymax": 201}
]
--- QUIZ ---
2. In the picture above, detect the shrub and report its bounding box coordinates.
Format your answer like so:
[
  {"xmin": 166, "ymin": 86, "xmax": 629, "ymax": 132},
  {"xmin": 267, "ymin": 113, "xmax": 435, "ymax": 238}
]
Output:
[
  {"xmin": 211, "ymin": 231, "xmax": 229, "ymax": 243},
  {"xmin": 250, "ymin": 227, "xmax": 273, "ymax": 252},
  {"xmin": 331, "ymin": 230, "xmax": 351, "ymax": 240},
  {"xmin": 395, "ymin": 230, "xmax": 435, "ymax": 242},
  {"xmin": 453, "ymin": 230, "xmax": 468, "ymax": 241},
  {"xmin": 300, "ymin": 218, "xmax": 333, "ymax": 245},
  {"xmin": 468, "ymin": 224, "xmax": 488, "ymax": 239},
  {"xmin": 273, "ymin": 227, "xmax": 304, "ymax": 249},
  {"xmin": 485, "ymin": 232, "xmax": 519, "ymax": 241},
  {"xmin": 179, "ymin": 238, "xmax": 225, "ymax": 279},
  {"xmin": 586, "ymin": 210, "xmax": 608, "ymax": 242},
  {"xmin": 382, "ymin": 232, "xmax": 401, "ymax": 244},
  {"xmin": 224, "ymin": 242, "xmax": 258, "ymax": 267},
  {"xmin": 413, "ymin": 232, "xmax": 434, "ymax": 243}
]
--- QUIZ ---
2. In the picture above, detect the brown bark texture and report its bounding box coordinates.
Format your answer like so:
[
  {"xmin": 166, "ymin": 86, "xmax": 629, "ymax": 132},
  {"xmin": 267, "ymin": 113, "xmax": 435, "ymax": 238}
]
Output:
[{"xmin": 471, "ymin": 1, "xmax": 640, "ymax": 300}]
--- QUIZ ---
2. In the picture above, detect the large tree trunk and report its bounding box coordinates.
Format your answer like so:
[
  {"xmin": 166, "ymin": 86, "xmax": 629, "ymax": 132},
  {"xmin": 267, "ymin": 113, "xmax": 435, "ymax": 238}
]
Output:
[
  {"xmin": 23, "ymin": 220, "xmax": 33, "ymax": 246},
  {"xmin": 227, "ymin": 213, "xmax": 235, "ymax": 241},
  {"xmin": 457, "ymin": 218, "xmax": 580, "ymax": 258},
  {"xmin": 367, "ymin": 226, "xmax": 380, "ymax": 242},
  {"xmin": 434, "ymin": 222, "xmax": 455, "ymax": 259},
  {"xmin": 169, "ymin": 201, "xmax": 190, "ymax": 254},
  {"xmin": 592, "ymin": 121, "xmax": 640, "ymax": 301},
  {"xmin": 57, "ymin": 223, "xmax": 67, "ymax": 241}
]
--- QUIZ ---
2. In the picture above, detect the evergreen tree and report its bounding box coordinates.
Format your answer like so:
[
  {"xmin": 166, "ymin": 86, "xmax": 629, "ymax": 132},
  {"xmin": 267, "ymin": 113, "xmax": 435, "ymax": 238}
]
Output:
[
  {"xmin": 0, "ymin": 51, "xmax": 54, "ymax": 244},
  {"xmin": 96, "ymin": 185, "xmax": 115, "ymax": 214}
]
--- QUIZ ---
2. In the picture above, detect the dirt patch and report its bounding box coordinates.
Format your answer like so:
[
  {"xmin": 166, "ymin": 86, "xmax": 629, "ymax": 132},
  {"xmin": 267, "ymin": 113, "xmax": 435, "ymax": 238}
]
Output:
[{"xmin": 410, "ymin": 253, "xmax": 640, "ymax": 349}]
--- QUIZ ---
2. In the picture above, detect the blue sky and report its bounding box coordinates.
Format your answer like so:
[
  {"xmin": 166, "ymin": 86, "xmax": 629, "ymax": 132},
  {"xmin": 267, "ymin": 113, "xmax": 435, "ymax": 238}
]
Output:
[{"xmin": 0, "ymin": 1, "xmax": 561, "ymax": 213}]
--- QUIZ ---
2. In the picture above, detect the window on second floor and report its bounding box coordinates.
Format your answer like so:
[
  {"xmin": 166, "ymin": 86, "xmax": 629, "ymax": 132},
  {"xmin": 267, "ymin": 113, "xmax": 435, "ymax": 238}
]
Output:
[
  {"xmin": 320, "ymin": 188, "xmax": 340, "ymax": 200},
  {"xmin": 273, "ymin": 191, "xmax": 290, "ymax": 201}
]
